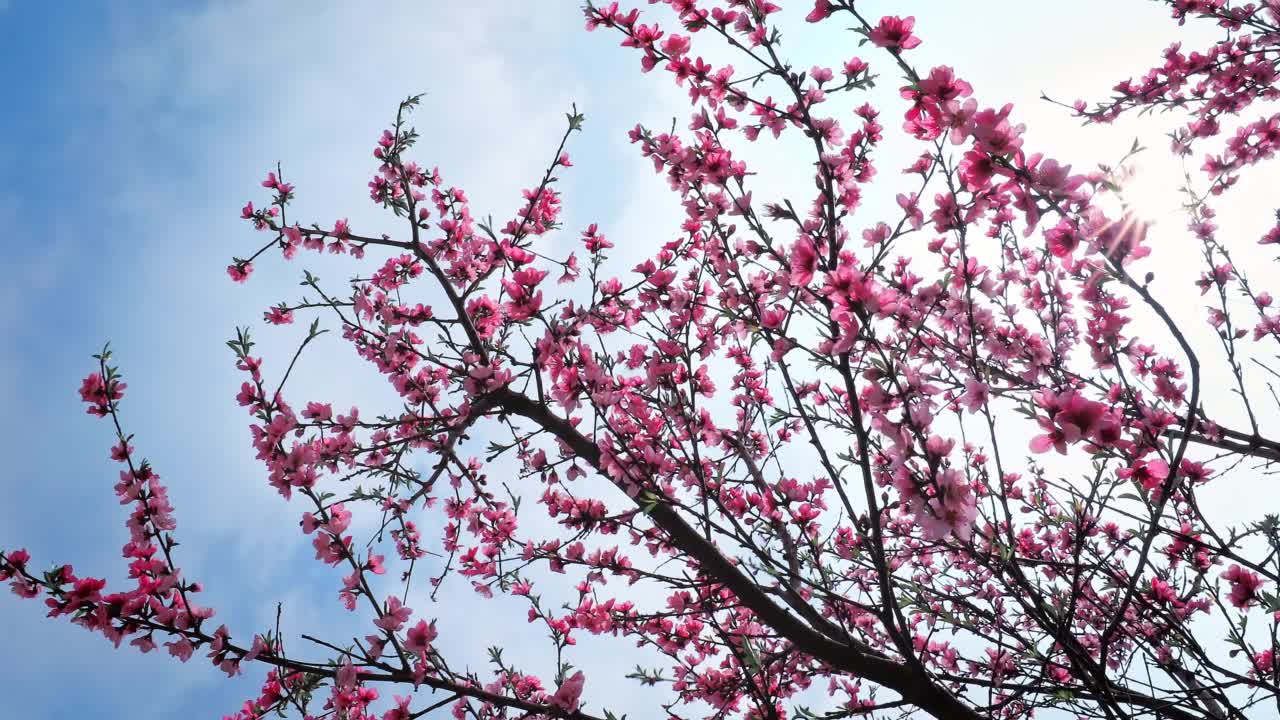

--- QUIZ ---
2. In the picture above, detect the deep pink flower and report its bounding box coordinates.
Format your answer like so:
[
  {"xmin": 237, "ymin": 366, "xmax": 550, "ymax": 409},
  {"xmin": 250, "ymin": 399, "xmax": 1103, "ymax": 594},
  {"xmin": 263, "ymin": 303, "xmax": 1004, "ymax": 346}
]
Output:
[
  {"xmin": 918, "ymin": 66, "xmax": 972, "ymax": 103},
  {"xmin": 79, "ymin": 373, "xmax": 124, "ymax": 417},
  {"xmin": 465, "ymin": 295, "xmax": 504, "ymax": 340},
  {"xmin": 227, "ymin": 261, "xmax": 253, "ymax": 283},
  {"xmin": 959, "ymin": 378, "xmax": 989, "ymax": 414},
  {"xmin": 1045, "ymin": 220, "xmax": 1082, "ymax": 258},
  {"xmin": 374, "ymin": 596, "xmax": 412, "ymax": 632},
  {"xmin": 868, "ymin": 16, "xmax": 921, "ymax": 51},
  {"xmin": 166, "ymin": 638, "xmax": 194, "ymax": 662},
  {"xmin": 1031, "ymin": 390, "xmax": 1121, "ymax": 454},
  {"xmin": 383, "ymin": 695, "xmax": 413, "ymax": 720},
  {"xmin": 1094, "ymin": 212, "xmax": 1151, "ymax": 262},
  {"xmin": 805, "ymin": 0, "xmax": 833, "ymax": 23},
  {"xmin": 403, "ymin": 619, "xmax": 437, "ymax": 658},
  {"xmin": 1222, "ymin": 564, "xmax": 1263, "ymax": 608},
  {"xmin": 549, "ymin": 671, "xmax": 586, "ymax": 712},
  {"xmin": 971, "ymin": 104, "xmax": 1024, "ymax": 156},
  {"xmin": 1119, "ymin": 458, "xmax": 1170, "ymax": 493},
  {"xmin": 958, "ymin": 149, "xmax": 996, "ymax": 191},
  {"xmin": 1150, "ymin": 577, "xmax": 1179, "ymax": 605},
  {"xmin": 789, "ymin": 238, "xmax": 818, "ymax": 286},
  {"xmin": 581, "ymin": 223, "xmax": 614, "ymax": 253}
]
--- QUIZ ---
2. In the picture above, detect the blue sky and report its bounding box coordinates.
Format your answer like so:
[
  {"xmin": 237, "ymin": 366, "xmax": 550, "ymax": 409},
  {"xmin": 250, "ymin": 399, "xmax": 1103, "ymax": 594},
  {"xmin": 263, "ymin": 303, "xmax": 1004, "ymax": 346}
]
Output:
[{"xmin": 2, "ymin": 2, "xmax": 1276, "ymax": 718}]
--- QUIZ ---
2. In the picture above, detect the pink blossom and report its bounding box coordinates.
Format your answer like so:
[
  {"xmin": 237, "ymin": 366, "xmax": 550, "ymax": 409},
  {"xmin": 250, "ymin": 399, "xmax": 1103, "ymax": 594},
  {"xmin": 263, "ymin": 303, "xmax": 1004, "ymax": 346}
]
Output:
[
  {"xmin": 374, "ymin": 596, "xmax": 412, "ymax": 632},
  {"xmin": 868, "ymin": 16, "xmax": 921, "ymax": 51},
  {"xmin": 227, "ymin": 261, "xmax": 253, "ymax": 283},
  {"xmin": 789, "ymin": 238, "xmax": 818, "ymax": 286},
  {"xmin": 959, "ymin": 378, "xmax": 989, "ymax": 414},
  {"xmin": 404, "ymin": 619, "xmax": 437, "ymax": 658},
  {"xmin": 549, "ymin": 671, "xmax": 586, "ymax": 713},
  {"xmin": 805, "ymin": 0, "xmax": 833, "ymax": 23},
  {"xmin": 1030, "ymin": 390, "xmax": 1121, "ymax": 454},
  {"xmin": 1222, "ymin": 564, "xmax": 1263, "ymax": 608}
]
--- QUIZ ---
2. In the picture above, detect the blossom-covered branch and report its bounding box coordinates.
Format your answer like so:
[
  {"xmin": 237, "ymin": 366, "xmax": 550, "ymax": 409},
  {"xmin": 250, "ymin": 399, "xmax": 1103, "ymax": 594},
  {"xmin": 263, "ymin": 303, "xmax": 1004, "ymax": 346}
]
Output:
[{"xmin": 6, "ymin": 2, "xmax": 1280, "ymax": 719}]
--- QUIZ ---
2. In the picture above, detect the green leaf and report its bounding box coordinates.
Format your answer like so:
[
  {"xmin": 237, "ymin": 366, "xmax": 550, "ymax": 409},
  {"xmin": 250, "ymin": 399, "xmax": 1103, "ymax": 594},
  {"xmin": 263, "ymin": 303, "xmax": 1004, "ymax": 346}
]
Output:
[
  {"xmin": 566, "ymin": 103, "xmax": 586, "ymax": 132},
  {"xmin": 639, "ymin": 490, "xmax": 661, "ymax": 514},
  {"xmin": 741, "ymin": 639, "xmax": 762, "ymax": 674}
]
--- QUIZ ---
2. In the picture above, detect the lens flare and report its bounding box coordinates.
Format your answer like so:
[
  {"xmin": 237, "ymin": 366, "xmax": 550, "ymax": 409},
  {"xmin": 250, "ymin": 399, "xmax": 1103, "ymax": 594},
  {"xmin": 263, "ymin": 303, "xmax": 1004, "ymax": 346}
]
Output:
[{"xmin": 1115, "ymin": 161, "xmax": 1181, "ymax": 223}]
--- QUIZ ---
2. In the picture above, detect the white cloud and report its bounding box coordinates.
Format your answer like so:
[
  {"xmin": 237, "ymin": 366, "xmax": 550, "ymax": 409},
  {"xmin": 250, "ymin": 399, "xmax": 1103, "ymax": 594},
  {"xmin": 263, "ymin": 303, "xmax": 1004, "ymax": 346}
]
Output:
[{"xmin": 1, "ymin": 3, "xmax": 646, "ymax": 717}]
